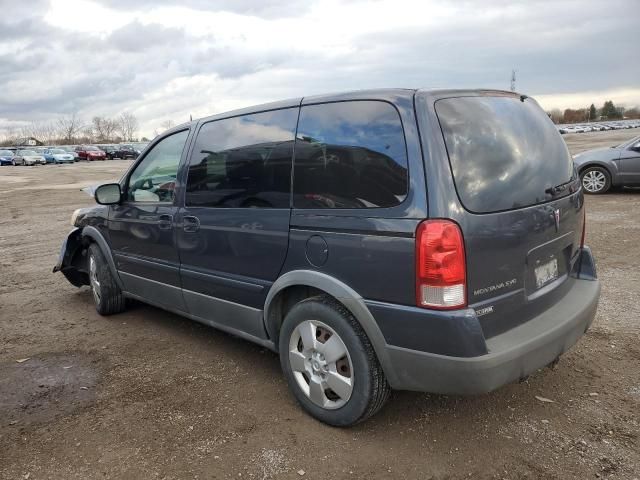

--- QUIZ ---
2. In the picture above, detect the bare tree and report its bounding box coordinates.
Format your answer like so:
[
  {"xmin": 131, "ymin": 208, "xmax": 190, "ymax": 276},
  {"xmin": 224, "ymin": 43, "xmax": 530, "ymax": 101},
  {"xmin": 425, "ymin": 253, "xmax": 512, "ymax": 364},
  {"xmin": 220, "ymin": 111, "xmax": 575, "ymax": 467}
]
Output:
[
  {"xmin": 154, "ymin": 119, "xmax": 175, "ymax": 137},
  {"xmin": 92, "ymin": 116, "xmax": 107, "ymax": 142},
  {"xmin": 92, "ymin": 116, "xmax": 120, "ymax": 143},
  {"xmin": 2, "ymin": 126, "xmax": 19, "ymax": 146},
  {"xmin": 549, "ymin": 108, "xmax": 563, "ymax": 124},
  {"xmin": 103, "ymin": 118, "xmax": 118, "ymax": 142},
  {"xmin": 118, "ymin": 112, "xmax": 139, "ymax": 142},
  {"xmin": 57, "ymin": 113, "xmax": 83, "ymax": 144},
  {"xmin": 42, "ymin": 122, "xmax": 59, "ymax": 144},
  {"xmin": 82, "ymin": 126, "xmax": 95, "ymax": 144}
]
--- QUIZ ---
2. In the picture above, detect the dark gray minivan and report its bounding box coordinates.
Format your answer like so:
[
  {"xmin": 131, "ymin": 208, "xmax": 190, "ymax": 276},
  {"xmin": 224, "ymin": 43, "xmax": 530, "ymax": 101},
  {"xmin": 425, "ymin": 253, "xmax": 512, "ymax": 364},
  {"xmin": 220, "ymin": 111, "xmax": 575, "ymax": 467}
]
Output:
[{"xmin": 54, "ymin": 89, "xmax": 600, "ymax": 426}]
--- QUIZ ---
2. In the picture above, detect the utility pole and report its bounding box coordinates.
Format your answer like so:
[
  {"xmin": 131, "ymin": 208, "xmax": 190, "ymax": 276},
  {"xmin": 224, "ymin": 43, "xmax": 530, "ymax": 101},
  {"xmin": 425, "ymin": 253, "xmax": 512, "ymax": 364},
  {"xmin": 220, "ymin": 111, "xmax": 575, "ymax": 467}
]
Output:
[{"xmin": 510, "ymin": 69, "xmax": 517, "ymax": 92}]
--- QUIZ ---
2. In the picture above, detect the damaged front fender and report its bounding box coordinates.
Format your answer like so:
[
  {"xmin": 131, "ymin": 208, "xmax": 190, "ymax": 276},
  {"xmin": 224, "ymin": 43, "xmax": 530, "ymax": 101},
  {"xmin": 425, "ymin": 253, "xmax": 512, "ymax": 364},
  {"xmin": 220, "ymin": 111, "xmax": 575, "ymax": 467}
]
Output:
[{"xmin": 53, "ymin": 227, "xmax": 88, "ymax": 287}]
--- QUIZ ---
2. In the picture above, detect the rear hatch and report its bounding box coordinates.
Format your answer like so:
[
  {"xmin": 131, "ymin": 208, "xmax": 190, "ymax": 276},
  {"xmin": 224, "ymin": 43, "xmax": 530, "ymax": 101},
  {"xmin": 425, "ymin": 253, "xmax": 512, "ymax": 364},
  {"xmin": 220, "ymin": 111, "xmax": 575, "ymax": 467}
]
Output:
[{"xmin": 434, "ymin": 93, "xmax": 584, "ymax": 338}]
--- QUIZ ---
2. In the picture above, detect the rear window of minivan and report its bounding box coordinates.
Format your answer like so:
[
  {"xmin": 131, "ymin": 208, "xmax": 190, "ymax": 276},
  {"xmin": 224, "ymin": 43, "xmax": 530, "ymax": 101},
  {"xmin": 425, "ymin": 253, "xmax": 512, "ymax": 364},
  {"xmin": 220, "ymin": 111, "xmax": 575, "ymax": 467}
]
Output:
[{"xmin": 435, "ymin": 95, "xmax": 574, "ymax": 213}]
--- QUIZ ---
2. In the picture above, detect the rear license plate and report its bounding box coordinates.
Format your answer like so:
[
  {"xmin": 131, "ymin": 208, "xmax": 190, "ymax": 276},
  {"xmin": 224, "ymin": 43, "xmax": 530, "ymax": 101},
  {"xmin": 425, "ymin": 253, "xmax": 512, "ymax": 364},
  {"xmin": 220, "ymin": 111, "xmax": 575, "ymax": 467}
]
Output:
[{"xmin": 535, "ymin": 258, "xmax": 558, "ymax": 289}]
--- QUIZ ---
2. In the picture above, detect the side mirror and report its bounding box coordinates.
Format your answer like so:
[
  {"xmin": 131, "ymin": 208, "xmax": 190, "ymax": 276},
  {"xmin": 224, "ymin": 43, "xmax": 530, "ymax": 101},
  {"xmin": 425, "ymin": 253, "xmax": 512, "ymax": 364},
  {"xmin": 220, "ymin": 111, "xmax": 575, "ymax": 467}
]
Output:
[
  {"xmin": 632, "ymin": 142, "xmax": 640, "ymax": 151},
  {"xmin": 95, "ymin": 183, "xmax": 122, "ymax": 205}
]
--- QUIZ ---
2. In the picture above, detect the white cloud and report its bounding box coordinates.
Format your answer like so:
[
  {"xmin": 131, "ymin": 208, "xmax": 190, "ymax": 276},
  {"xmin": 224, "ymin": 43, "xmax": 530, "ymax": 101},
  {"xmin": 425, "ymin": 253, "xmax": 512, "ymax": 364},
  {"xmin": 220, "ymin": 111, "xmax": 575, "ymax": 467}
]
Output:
[
  {"xmin": 1, "ymin": 0, "xmax": 639, "ymax": 139},
  {"xmin": 536, "ymin": 88, "xmax": 640, "ymax": 112}
]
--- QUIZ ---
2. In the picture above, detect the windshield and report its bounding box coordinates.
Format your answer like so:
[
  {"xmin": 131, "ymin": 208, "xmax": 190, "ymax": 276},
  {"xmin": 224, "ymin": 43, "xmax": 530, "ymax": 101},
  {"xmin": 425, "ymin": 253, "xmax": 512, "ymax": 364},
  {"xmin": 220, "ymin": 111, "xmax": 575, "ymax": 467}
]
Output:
[
  {"xmin": 50, "ymin": 149, "xmax": 65, "ymax": 154},
  {"xmin": 615, "ymin": 136, "xmax": 640, "ymax": 148},
  {"xmin": 86, "ymin": 146, "xmax": 99, "ymax": 151},
  {"xmin": 0, "ymin": 150, "xmax": 13, "ymax": 156},
  {"xmin": 20, "ymin": 150, "xmax": 37, "ymax": 156},
  {"xmin": 435, "ymin": 95, "xmax": 574, "ymax": 213}
]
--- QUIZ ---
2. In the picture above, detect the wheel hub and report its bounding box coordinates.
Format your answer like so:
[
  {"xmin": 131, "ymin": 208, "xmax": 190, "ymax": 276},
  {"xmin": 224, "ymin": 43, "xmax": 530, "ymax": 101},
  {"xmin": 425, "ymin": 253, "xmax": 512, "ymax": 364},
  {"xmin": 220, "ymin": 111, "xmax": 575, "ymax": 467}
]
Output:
[
  {"xmin": 288, "ymin": 320, "xmax": 354, "ymax": 409},
  {"xmin": 310, "ymin": 351, "xmax": 328, "ymax": 376}
]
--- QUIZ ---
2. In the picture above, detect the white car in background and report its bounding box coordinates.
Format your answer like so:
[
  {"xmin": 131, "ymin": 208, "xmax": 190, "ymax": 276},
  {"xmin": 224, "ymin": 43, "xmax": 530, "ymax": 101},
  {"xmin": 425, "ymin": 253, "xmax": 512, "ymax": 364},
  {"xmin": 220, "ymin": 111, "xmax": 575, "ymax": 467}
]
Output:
[{"xmin": 14, "ymin": 149, "xmax": 46, "ymax": 166}]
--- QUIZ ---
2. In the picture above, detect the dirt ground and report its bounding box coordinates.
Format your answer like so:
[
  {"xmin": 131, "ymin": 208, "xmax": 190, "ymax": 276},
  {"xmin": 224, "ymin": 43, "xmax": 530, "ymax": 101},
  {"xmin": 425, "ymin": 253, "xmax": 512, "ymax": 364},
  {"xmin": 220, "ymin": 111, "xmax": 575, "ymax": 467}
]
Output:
[{"xmin": 1, "ymin": 130, "xmax": 639, "ymax": 480}]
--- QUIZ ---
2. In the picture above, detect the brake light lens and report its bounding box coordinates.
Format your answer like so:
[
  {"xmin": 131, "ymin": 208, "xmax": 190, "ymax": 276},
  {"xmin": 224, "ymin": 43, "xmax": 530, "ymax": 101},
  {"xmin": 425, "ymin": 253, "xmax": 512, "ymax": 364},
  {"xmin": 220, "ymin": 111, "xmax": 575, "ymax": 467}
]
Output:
[{"xmin": 416, "ymin": 220, "xmax": 467, "ymax": 309}]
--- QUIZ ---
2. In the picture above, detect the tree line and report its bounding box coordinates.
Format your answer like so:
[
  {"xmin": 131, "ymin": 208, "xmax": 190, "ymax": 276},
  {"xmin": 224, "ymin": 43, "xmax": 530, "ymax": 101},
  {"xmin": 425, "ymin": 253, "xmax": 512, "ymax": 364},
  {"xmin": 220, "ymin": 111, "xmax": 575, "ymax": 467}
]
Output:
[
  {"xmin": 0, "ymin": 112, "xmax": 145, "ymax": 147},
  {"xmin": 548, "ymin": 100, "xmax": 639, "ymax": 124}
]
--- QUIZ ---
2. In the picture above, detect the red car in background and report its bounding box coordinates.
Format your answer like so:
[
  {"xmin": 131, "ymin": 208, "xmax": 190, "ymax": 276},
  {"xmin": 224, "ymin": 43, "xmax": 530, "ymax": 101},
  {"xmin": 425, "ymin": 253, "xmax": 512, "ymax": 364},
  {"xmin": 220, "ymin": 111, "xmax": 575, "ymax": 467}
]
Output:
[{"xmin": 75, "ymin": 145, "xmax": 107, "ymax": 161}]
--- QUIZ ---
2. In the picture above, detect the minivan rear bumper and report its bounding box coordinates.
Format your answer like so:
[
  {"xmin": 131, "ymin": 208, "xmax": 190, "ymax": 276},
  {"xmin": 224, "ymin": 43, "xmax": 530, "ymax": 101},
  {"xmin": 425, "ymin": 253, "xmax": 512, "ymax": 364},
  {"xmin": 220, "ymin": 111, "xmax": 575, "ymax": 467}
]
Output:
[{"xmin": 383, "ymin": 276, "xmax": 600, "ymax": 394}]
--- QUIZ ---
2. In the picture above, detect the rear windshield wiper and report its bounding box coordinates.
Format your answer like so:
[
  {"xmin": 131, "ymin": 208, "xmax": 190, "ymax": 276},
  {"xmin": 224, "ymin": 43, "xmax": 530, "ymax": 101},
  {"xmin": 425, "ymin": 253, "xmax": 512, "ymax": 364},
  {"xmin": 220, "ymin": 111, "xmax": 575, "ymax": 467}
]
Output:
[{"xmin": 545, "ymin": 179, "xmax": 575, "ymax": 196}]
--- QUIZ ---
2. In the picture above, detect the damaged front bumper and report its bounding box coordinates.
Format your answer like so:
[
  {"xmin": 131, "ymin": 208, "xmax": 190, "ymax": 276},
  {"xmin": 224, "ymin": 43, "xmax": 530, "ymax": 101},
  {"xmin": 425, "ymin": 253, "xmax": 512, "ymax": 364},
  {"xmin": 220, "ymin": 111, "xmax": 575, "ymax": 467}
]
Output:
[{"xmin": 53, "ymin": 227, "xmax": 88, "ymax": 287}]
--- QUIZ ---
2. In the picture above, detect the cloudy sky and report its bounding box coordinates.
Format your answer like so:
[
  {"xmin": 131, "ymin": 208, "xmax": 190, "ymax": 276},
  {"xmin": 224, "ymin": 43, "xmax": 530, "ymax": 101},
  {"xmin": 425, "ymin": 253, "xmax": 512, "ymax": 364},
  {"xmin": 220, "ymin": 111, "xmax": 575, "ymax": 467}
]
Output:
[{"xmin": 1, "ymin": 0, "xmax": 638, "ymax": 138}]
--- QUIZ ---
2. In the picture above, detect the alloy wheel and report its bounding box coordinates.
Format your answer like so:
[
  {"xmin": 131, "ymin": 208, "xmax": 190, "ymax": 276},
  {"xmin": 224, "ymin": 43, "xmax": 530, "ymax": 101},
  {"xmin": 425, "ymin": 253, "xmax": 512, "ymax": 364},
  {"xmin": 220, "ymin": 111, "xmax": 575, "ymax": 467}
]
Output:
[{"xmin": 582, "ymin": 170, "xmax": 606, "ymax": 193}]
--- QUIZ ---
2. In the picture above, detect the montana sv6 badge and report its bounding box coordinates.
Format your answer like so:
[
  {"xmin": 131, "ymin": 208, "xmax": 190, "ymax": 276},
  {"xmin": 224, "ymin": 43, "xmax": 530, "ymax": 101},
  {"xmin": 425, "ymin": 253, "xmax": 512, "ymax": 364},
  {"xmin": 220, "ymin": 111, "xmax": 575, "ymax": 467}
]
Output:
[{"xmin": 473, "ymin": 278, "xmax": 517, "ymax": 296}]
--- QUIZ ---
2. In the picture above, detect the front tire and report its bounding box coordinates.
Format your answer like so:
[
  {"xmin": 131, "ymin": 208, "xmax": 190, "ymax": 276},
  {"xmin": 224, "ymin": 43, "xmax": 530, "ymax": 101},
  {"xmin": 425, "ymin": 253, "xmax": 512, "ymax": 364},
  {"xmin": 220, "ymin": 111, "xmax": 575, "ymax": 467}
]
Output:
[
  {"xmin": 279, "ymin": 295, "xmax": 390, "ymax": 426},
  {"xmin": 581, "ymin": 166, "xmax": 611, "ymax": 194},
  {"xmin": 87, "ymin": 244, "xmax": 126, "ymax": 315}
]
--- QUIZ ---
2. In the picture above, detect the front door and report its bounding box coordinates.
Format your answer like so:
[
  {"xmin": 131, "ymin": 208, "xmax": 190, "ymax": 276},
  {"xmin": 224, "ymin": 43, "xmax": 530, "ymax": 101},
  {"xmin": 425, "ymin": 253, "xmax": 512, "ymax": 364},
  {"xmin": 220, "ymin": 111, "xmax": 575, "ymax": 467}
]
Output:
[
  {"xmin": 109, "ymin": 129, "xmax": 190, "ymax": 310},
  {"xmin": 176, "ymin": 108, "xmax": 299, "ymax": 339},
  {"xmin": 620, "ymin": 139, "xmax": 640, "ymax": 184}
]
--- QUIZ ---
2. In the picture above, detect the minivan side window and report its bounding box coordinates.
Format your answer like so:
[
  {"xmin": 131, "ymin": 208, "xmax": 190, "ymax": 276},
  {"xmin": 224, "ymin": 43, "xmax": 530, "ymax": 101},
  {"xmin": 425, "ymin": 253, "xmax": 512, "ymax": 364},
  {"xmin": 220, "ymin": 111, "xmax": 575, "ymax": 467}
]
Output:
[
  {"xmin": 126, "ymin": 130, "xmax": 188, "ymax": 203},
  {"xmin": 185, "ymin": 108, "xmax": 298, "ymax": 209},
  {"xmin": 293, "ymin": 101, "xmax": 408, "ymax": 209}
]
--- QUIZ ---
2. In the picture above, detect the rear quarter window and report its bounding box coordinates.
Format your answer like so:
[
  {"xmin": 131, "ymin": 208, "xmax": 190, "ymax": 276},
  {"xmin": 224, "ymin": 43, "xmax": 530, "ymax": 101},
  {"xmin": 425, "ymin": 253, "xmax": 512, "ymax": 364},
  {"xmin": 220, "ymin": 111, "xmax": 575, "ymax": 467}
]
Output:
[
  {"xmin": 293, "ymin": 101, "xmax": 408, "ymax": 209},
  {"xmin": 435, "ymin": 96, "xmax": 574, "ymax": 213}
]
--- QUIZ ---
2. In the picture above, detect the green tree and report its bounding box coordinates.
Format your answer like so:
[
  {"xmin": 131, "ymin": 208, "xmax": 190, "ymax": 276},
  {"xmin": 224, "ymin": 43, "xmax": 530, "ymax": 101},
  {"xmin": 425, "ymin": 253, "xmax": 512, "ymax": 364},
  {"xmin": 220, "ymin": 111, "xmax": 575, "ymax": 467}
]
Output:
[
  {"xmin": 600, "ymin": 100, "xmax": 620, "ymax": 119},
  {"xmin": 589, "ymin": 104, "xmax": 597, "ymax": 120}
]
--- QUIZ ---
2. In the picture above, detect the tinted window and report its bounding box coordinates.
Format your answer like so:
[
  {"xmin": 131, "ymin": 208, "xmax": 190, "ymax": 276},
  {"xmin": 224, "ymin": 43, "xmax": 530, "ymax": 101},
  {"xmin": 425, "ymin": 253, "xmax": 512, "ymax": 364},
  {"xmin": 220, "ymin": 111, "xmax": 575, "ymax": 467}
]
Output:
[
  {"xmin": 435, "ymin": 96, "xmax": 575, "ymax": 213},
  {"xmin": 127, "ymin": 130, "xmax": 188, "ymax": 203},
  {"xmin": 186, "ymin": 108, "xmax": 298, "ymax": 208},
  {"xmin": 293, "ymin": 101, "xmax": 408, "ymax": 209}
]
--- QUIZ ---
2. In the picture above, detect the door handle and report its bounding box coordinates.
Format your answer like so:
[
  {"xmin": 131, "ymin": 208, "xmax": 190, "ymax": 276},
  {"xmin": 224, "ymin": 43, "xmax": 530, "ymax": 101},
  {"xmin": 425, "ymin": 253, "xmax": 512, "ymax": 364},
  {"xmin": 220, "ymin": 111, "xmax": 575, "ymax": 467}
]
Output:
[
  {"xmin": 157, "ymin": 214, "xmax": 173, "ymax": 230},
  {"xmin": 183, "ymin": 216, "xmax": 200, "ymax": 233}
]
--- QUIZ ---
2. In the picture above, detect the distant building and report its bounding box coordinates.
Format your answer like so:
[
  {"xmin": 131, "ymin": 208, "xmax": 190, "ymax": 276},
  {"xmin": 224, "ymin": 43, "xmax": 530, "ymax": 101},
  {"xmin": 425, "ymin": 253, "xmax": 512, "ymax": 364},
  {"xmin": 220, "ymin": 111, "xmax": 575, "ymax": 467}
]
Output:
[{"xmin": 14, "ymin": 137, "xmax": 44, "ymax": 146}]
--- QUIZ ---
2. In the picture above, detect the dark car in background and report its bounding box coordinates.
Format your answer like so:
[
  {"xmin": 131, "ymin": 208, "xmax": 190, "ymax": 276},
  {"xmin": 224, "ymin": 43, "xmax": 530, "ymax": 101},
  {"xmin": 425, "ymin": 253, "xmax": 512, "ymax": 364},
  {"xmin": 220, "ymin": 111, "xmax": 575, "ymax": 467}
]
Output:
[
  {"xmin": 573, "ymin": 135, "xmax": 640, "ymax": 193},
  {"xmin": 75, "ymin": 145, "xmax": 107, "ymax": 161},
  {"xmin": 0, "ymin": 149, "xmax": 16, "ymax": 165},
  {"xmin": 54, "ymin": 89, "xmax": 600, "ymax": 426},
  {"xmin": 97, "ymin": 145, "xmax": 118, "ymax": 159},
  {"xmin": 112, "ymin": 145, "xmax": 139, "ymax": 159}
]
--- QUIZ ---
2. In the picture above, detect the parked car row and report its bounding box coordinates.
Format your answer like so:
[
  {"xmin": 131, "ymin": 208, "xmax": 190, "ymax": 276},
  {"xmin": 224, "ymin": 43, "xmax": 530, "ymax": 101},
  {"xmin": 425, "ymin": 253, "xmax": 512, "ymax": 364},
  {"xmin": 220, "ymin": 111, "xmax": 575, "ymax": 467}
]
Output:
[
  {"xmin": 0, "ymin": 149, "xmax": 47, "ymax": 165},
  {"xmin": 0, "ymin": 143, "xmax": 148, "ymax": 166},
  {"xmin": 558, "ymin": 120, "xmax": 640, "ymax": 134}
]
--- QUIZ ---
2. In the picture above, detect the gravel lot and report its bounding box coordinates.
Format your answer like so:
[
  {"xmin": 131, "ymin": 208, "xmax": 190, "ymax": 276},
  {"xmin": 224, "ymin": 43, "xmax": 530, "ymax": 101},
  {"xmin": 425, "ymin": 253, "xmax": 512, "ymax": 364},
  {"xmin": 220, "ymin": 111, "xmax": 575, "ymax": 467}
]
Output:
[{"xmin": 1, "ymin": 130, "xmax": 639, "ymax": 480}]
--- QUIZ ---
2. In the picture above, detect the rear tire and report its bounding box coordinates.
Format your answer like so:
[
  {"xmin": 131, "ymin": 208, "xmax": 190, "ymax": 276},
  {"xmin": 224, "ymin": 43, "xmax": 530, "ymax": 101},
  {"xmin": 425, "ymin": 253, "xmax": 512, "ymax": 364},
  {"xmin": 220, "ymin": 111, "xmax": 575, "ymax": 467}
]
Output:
[
  {"xmin": 279, "ymin": 295, "xmax": 390, "ymax": 426},
  {"xmin": 581, "ymin": 166, "xmax": 611, "ymax": 194},
  {"xmin": 87, "ymin": 244, "xmax": 126, "ymax": 315}
]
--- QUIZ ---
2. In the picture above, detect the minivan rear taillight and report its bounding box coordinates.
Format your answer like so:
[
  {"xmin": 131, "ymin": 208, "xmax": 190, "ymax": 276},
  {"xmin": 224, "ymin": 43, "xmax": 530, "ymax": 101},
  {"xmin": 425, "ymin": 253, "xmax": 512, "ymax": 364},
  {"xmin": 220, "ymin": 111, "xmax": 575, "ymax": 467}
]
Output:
[{"xmin": 416, "ymin": 220, "xmax": 466, "ymax": 309}]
